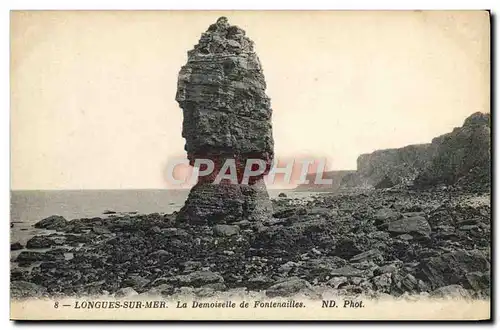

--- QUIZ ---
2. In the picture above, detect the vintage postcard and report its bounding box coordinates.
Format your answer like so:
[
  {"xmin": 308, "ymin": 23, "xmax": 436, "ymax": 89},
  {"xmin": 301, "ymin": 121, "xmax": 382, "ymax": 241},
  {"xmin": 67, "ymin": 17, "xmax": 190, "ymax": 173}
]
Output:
[{"xmin": 10, "ymin": 10, "xmax": 491, "ymax": 321}]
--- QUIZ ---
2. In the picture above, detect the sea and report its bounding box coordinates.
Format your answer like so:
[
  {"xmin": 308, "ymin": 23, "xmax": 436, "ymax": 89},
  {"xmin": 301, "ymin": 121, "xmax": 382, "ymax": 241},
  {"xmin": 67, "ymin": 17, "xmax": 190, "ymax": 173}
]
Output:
[{"xmin": 10, "ymin": 189, "xmax": 319, "ymax": 246}]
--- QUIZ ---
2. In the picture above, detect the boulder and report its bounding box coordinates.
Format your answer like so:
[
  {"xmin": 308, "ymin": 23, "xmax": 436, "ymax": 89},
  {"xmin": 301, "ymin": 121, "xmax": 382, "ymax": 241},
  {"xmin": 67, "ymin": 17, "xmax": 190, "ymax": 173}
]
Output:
[
  {"xmin": 400, "ymin": 274, "xmax": 418, "ymax": 292},
  {"xmin": 375, "ymin": 176, "xmax": 396, "ymax": 189},
  {"xmin": 34, "ymin": 215, "xmax": 67, "ymax": 230},
  {"xmin": 246, "ymin": 276, "xmax": 275, "ymax": 290},
  {"xmin": 11, "ymin": 281, "xmax": 47, "ymax": 298},
  {"xmin": 465, "ymin": 271, "xmax": 490, "ymax": 293},
  {"xmin": 11, "ymin": 269, "xmax": 29, "ymax": 281},
  {"xmin": 372, "ymin": 273, "xmax": 392, "ymax": 292},
  {"xmin": 330, "ymin": 265, "xmax": 363, "ymax": 277},
  {"xmin": 415, "ymin": 112, "xmax": 491, "ymax": 190},
  {"xmin": 373, "ymin": 208, "xmax": 402, "ymax": 226},
  {"xmin": 265, "ymin": 277, "xmax": 314, "ymax": 298},
  {"xmin": 350, "ymin": 249, "xmax": 383, "ymax": 263},
  {"xmin": 16, "ymin": 251, "xmax": 51, "ymax": 263}
]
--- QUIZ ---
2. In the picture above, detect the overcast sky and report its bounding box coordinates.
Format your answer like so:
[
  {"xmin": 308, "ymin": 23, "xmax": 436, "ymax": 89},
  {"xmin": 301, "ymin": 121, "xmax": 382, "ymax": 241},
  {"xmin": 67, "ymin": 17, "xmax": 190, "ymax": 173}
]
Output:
[{"xmin": 11, "ymin": 10, "xmax": 490, "ymax": 190}]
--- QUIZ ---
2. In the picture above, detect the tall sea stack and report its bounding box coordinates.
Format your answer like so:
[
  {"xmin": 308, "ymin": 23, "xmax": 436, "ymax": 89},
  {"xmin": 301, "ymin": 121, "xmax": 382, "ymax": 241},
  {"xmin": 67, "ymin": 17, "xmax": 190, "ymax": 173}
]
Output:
[{"xmin": 175, "ymin": 17, "xmax": 274, "ymax": 225}]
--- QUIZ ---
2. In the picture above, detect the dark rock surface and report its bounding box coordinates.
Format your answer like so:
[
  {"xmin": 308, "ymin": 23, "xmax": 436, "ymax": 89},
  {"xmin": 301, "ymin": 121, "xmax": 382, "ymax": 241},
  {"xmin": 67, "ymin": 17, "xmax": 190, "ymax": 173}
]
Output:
[
  {"xmin": 175, "ymin": 17, "xmax": 274, "ymax": 225},
  {"xmin": 11, "ymin": 242, "xmax": 23, "ymax": 251},
  {"xmin": 33, "ymin": 215, "xmax": 67, "ymax": 230},
  {"xmin": 26, "ymin": 235, "xmax": 57, "ymax": 249},
  {"xmin": 9, "ymin": 21, "xmax": 490, "ymax": 301},
  {"xmin": 266, "ymin": 277, "xmax": 315, "ymax": 298},
  {"xmin": 177, "ymin": 181, "xmax": 272, "ymax": 225},
  {"xmin": 353, "ymin": 144, "xmax": 435, "ymax": 188},
  {"xmin": 387, "ymin": 216, "xmax": 431, "ymax": 236},
  {"xmin": 414, "ymin": 112, "xmax": 491, "ymax": 190}
]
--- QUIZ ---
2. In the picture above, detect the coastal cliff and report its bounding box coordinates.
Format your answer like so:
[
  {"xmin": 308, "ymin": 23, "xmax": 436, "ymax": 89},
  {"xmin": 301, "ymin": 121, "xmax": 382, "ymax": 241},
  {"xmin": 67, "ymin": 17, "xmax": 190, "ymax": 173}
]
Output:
[{"xmin": 296, "ymin": 112, "xmax": 491, "ymax": 191}]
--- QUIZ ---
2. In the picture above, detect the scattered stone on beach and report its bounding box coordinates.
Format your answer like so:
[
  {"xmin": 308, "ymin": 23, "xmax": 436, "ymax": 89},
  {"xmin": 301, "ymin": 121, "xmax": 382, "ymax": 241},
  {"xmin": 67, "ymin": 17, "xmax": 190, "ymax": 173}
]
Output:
[
  {"xmin": 10, "ymin": 187, "xmax": 491, "ymax": 299},
  {"xmin": 374, "ymin": 264, "xmax": 398, "ymax": 276},
  {"xmin": 326, "ymin": 276, "xmax": 349, "ymax": 289},
  {"xmin": 373, "ymin": 208, "xmax": 402, "ymax": 225},
  {"xmin": 372, "ymin": 273, "xmax": 393, "ymax": 292},
  {"xmin": 387, "ymin": 216, "xmax": 431, "ymax": 236},
  {"xmin": 115, "ymin": 287, "xmax": 138, "ymax": 298},
  {"xmin": 430, "ymin": 285, "xmax": 471, "ymax": 299},
  {"xmin": 144, "ymin": 284, "xmax": 174, "ymax": 297},
  {"xmin": 34, "ymin": 215, "xmax": 67, "ymax": 230},
  {"xmin": 265, "ymin": 277, "xmax": 314, "ymax": 298},
  {"xmin": 400, "ymin": 274, "xmax": 419, "ymax": 292},
  {"xmin": 415, "ymin": 112, "xmax": 490, "ymax": 190},
  {"xmin": 122, "ymin": 275, "xmax": 150, "ymax": 291},
  {"xmin": 26, "ymin": 236, "xmax": 57, "ymax": 249},
  {"xmin": 398, "ymin": 234, "xmax": 414, "ymax": 241},
  {"xmin": 330, "ymin": 265, "xmax": 364, "ymax": 277},
  {"xmin": 278, "ymin": 193, "xmax": 288, "ymax": 198},
  {"xmin": 272, "ymin": 208, "xmax": 298, "ymax": 219},
  {"xmin": 212, "ymin": 224, "xmax": 240, "ymax": 237},
  {"xmin": 16, "ymin": 250, "xmax": 64, "ymax": 265},
  {"xmin": 11, "ymin": 269, "xmax": 29, "ymax": 281},
  {"xmin": 350, "ymin": 249, "xmax": 383, "ymax": 263},
  {"xmin": 246, "ymin": 275, "xmax": 275, "ymax": 290},
  {"xmin": 11, "ymin": 242, "xmax": 23, "ymax": 251},
  {"xmin": 92, "ymin": 226, "xmax": 112, "ymax": 235},
  {"xmin": 375, "ymin": 176, "xmax": 396, "ymax": 189},
  {"xmin": 163, "ymin": 271, "xmax": 224, "ymax": 288}
]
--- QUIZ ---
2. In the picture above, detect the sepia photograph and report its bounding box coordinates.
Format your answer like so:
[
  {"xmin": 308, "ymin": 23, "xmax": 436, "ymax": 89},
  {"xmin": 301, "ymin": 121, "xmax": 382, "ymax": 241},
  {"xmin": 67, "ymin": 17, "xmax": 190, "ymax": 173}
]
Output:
[{"xmin": 9, "ymin": 10, "xmax": 491, "ymax": 320}]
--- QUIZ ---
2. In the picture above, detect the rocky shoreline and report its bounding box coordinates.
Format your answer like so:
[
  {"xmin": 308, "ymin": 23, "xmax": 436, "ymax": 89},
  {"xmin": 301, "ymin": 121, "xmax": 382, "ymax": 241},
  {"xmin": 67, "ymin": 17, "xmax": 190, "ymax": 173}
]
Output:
[{"xmin": 11, "ymin": 185, "xmax": 490, "ymax": 300}]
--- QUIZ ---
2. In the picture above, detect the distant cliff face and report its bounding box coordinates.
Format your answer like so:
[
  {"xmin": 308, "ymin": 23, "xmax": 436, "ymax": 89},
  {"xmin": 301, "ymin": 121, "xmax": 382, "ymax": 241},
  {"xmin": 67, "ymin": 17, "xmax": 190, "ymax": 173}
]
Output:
[
  {"xmin": 345, "ymin": 112, "xmax": 491, "ymax": 190},
  {"xmin": 296, "ymin": 112, "xmax": 491, "ymax": 192},
  {"xmin": 414, "ymin": 112, "xmax": 491, "ymax": 189},
  {"xmin": 353, "ymin": 144, "xmax": 436, "ymax": 187}
]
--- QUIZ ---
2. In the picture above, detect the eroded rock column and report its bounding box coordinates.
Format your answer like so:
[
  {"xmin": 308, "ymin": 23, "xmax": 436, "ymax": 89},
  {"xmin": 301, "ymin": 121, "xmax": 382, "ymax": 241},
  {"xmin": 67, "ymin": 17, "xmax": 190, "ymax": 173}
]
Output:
[{"xmin": 175, "ymin": 17, "xmax": 274, "ymax": 225}]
